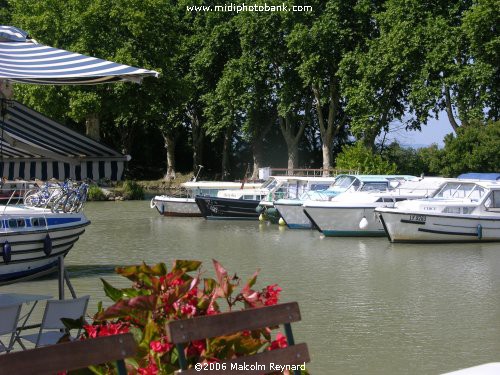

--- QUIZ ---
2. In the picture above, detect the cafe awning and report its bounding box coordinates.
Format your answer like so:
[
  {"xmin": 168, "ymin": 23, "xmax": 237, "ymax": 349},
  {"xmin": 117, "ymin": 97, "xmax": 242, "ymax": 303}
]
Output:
[
  {"xmin": 0, "ymin": 100, "xmax": 128, "ymax": 181},
  {"xmin": 0, "ymin": 26, "xmax": 158, "ymax": 85}
]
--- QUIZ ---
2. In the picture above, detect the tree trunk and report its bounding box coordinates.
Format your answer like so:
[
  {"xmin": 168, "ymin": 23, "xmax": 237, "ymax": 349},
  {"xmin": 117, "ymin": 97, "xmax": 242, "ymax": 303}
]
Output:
[
  {"xmin": 85, "ymin": 113, "xmax": 100, "ymax": 141},
  {"xmin": 163, "ymin": 134, "xmax": 176, "ymax": 180},
  {"xmin": 322, "ymin": 143, "xmax": 331, "ymax": 176},
  {"xmin": 251, "ymin": 141, "xmax": 264, "ymax": 180},
  {"xmin": 444, "ymin": 86, "xmax": 460, "ymax": 133},
  {"xmin": 189, "ymin": 110, "xmax": 204, "ymax": 172},
  {"xmin": 221, "ymin": 125, "xmax": 232, "ymax": 180},
  {"xmin": 278, "ymin": 115, "xmax": 305, "ymax": 175}
]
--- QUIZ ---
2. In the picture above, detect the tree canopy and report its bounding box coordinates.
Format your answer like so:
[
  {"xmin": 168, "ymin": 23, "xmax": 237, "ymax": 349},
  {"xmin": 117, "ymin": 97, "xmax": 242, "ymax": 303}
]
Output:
[{"xmin": 2, "ymin": 0, "xmax": 498, "ymax": 180}]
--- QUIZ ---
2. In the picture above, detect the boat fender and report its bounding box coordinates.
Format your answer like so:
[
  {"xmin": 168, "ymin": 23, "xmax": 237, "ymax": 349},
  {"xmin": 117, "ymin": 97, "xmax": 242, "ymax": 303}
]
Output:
[
  {"xmin": 2, "ymin": 241, "xmax": 11, "ymax": 264},
  {"xmin": 43, "ymin": 234, "xmax": 52, "ymax": 256},
  {"xmin": 359, "ymin": 216, "xmax": 369, "ymax": 229},
  {"xmin": 259, "ymin": 213, "xmax": 265, "ymax": 222},
  {"xmin": 150, "ymin": 198, "xmax": 156, "ymax": 209},
  {"xmin": 477, "ymin": 224, "xmax": 482, "ymax": 240},
  {"xmin": 278, "ymin": 217, "xmax": 286, "ymax": 226}
]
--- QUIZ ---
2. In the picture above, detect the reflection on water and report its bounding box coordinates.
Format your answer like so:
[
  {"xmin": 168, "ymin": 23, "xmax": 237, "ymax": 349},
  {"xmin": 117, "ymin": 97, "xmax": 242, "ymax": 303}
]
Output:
[{"xmin": 3, "ymin": 201, "xmax": 500, "ymax": 374}]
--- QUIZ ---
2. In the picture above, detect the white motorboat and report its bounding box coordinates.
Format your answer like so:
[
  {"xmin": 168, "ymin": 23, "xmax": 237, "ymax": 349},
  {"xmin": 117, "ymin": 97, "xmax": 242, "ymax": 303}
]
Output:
[
  {"xmin": 275, "ymin": 174, "xmax": 415, "ymax": 229},
  {"xmin": 303, "ymin": 177, "xmax": 446, "ymax": 236},
  {"xmin": 256, "ymin": 176, "xmax": 336, "ymax": 223},
  {"xmin": 151, "ymin": 181, "xmax": 261, "ymax": 217},
  {"xmin": 375, "ymin": 180, "xmax": 500, "ymax": 243}
]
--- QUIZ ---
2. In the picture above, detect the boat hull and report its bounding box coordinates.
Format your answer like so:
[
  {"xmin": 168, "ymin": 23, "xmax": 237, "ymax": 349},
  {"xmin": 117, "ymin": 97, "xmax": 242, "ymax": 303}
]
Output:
[
  {"xmin": 274, "ymin": 202, "xmax": 312, "ymax": 229},
  {"xmin": 377, "ymin": 209, "xmax": 500, "ymax": 243},
  {"xmin": 303, "ymin": 205, "xmax": 387, "ymax": 237},
  {"xmin": 195, "ymin": 196, "xmax": 261, "ymax": 220},
  {"xmin": 151, "ymin": 197, "xmax": 202, "ymax": 217},
  {"xmin": 0, "ymin": 210, "xmax": 90, "ymax": 282}
]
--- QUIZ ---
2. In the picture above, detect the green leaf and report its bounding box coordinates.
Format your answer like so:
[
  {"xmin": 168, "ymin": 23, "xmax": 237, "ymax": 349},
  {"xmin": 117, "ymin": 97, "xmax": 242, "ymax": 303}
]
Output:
[
  {"xmin": 101, "ymin": 278, "xmax": 125, "ymax": 302},
  {"xmin": 172, "ymin": 260, "xmax": 202, "ymax": 272}
]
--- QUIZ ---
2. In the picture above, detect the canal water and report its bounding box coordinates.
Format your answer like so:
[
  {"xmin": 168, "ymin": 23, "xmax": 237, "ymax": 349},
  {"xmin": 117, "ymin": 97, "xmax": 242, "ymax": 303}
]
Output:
[{"xmin": 4, "ymin": 201, "xmax": 500, "ymax": 374}]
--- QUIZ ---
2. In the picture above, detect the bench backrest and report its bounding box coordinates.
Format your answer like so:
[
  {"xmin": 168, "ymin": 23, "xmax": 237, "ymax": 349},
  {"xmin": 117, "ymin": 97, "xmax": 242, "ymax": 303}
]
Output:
[
  {"xmin": 0, "ymin": 333, "xmax": 136, "ymax": 375},
  {"xmin": 166, "ymin": 301, "xmax": 310, "ymax": 375}
]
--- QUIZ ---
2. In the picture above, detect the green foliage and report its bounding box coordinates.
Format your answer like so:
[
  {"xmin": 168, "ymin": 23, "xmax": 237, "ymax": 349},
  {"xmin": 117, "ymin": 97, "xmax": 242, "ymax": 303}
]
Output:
[
  {"xmin": 121, "ymin": 180, "xmax": 144, "ymax": 200},
  {"xmin": 335, "ymin": 142, "xmax": 397, "ymax": 174},
  {"xmin": 87, "ymin": 185, "xmax": 107, "ymax": 201},
  {"xmin": 382, "ymin": 142, "xmax": 431, "ymax": 176},
  {"xmin": 426, "ymin": 120, "xmax": 500, "ymax": 176}
]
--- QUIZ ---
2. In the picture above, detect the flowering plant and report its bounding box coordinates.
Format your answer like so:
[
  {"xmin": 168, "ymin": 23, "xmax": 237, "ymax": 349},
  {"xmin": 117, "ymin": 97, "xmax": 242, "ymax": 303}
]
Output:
[{"xmin": 81, "ymin": 259, "xmax": 294, "ymax": 374}]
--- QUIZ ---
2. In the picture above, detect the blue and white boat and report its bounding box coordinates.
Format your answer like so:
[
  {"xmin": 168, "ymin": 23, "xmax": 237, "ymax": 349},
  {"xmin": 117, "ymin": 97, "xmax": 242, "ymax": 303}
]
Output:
[
  {"xmin": 275, "ymin": 175, "xmax": 415, "ymax": 229},
  {"xmin": 0, "ymin": 205, "xmax": 90, "ymax": 282}
]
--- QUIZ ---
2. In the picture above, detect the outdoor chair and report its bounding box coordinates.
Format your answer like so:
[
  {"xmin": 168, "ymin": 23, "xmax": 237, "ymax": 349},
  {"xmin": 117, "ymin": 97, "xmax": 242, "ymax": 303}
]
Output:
[
  {"xmin": 19, "ymin": 295, "xmax": 89, "ymax": 349},
  {"xmin": 166, "ymin": 301, "xmax": 310, "ymax": 375},
  {"xmin": 0, "ymin": 333, "xmax": 136, "ymax": 375},
  {"xmin": 0, "ymin": 303, "xmax": 22, "ymax": 353}
]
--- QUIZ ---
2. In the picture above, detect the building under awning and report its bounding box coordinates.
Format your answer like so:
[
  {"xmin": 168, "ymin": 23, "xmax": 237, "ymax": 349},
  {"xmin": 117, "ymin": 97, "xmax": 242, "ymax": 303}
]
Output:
[
  {"xmin": 0, "ymin": 25, "xmax": 159, "ymax": 181},
  {"xmin": 0, "ymin": 100, "xmax": 129, "ymax": 181}
]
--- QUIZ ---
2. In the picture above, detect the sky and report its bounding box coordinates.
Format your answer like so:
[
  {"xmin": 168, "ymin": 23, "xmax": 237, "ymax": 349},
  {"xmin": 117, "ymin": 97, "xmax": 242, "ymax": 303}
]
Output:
[{"xmin": 381, "ymin": 113, "xmax": 455, "ymax": 148}]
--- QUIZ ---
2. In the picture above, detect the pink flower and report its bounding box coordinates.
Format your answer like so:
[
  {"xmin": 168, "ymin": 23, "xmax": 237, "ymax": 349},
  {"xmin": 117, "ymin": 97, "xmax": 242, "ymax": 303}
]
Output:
[
  {"xmin": 150, "ymin": 340, "xmax": 173, "ymax": 353},
  {"xmin": 263, "ymin": 284, "xmax": 281, "ymax": 306},
  {"xmin": 83, "ymin": 325, "xmax": 98, "ymax": 338},
  {"xmin": 187, "ymin": 339, "xmax": 206, "ymax": 357},
  {"xmin": 181, "ymin": 303, "xmax": 197, "ymax": 317},
  {"xmin": 268, "ymin": 332, "xmax": 288, "ymax": 351},
  {"xmin": 138, "ymin": 363, "xmax": 158, "ymax": 375}
]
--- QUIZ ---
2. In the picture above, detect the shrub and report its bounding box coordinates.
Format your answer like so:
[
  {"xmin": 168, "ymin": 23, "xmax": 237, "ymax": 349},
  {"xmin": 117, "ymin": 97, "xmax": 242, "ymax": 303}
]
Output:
[
  {"xmin": 122, "ymin": 180, "xmax": 144, "ymax": 200},
  {"xmin": 335, "ymin": 142, "xmax": 397, "ymax": 174},
  {"xmin": 81, "ymin": 260, "xmax": 293, "ymax": 374},
  {"xmin": 87, "ymin": 185, "xmax": 107, "ymax": 201}
]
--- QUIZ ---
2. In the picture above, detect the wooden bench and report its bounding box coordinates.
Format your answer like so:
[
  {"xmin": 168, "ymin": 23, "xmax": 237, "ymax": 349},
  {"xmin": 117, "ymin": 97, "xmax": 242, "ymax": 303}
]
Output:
[
  {"xmin": 166, "ymin": 301, "xmax": 310, "ymax": 375},
  {"xmin": 0, "ymin": 333, "xmax": 136, "ymax": 375}
]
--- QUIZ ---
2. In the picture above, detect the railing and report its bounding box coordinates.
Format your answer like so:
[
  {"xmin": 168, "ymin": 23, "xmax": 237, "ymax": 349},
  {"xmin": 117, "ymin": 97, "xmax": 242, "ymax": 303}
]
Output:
[{"xmin": 266, "ymin": 168, "xmax": 359, "ymax": 177}]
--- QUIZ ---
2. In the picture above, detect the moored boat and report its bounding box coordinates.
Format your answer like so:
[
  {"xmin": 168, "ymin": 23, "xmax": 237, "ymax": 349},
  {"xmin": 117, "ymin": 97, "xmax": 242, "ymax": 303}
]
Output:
[
  {"xmin": 276, "ymin": 174, "xmax": 415, "ymax": 229},
  {"xmin": 256, "ymin": 176, "xmax": 336, "ymax": 223},
  {"xmin": 375, "ymin": 180, "xmax": 500, "ymax": 243},
  {"xmin": 0, "ymin": 194, "xmax": 90, "ymax": 282},
  {"xmin": 150, "ymin": 181, "xmax": 260, "ymax": 217},
  {"xmin": 303, "ymin": 177, "xmax": 446, "ymax": 236}
]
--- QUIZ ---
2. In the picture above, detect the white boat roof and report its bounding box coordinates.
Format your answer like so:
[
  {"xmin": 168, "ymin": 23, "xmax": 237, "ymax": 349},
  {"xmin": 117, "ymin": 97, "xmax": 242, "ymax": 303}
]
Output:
[{"xmin": 181, "ymin": 181, "xmax": 262, "ymax": 189}]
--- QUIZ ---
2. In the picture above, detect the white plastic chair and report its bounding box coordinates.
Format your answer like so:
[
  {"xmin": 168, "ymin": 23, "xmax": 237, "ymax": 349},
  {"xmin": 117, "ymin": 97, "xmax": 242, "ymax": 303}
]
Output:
[
  {"xmin": 19, "ymin": 295, "xmax": 89, "ymax": 348},
  {"xmin": 0, "ymin": 303, "xmax": 22, "ymax": 353}
]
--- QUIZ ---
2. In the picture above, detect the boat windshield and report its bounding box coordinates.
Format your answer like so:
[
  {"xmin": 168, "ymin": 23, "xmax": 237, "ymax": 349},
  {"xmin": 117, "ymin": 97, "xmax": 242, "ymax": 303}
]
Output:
[
  {"xmin": 360, "ymin": 182, "xmax": 389, "ymax": 191},
  {"xmin": 261, "ymin": 178, "xmax": 279, "ymax": 190},
  {"xmin": 327, "ymin": 176, "xmax": 357, "ymax": 191},
  {"xmin": 433, "ymin": 182, "xmax": 486, "ymax": 201}
]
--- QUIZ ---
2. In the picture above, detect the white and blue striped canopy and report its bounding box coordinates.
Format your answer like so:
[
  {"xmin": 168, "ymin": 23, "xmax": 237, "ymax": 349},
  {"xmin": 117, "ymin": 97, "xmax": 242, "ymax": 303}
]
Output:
[{"xmin": 0, "ymin": 26, "xmax": 159, "ymax": 85}]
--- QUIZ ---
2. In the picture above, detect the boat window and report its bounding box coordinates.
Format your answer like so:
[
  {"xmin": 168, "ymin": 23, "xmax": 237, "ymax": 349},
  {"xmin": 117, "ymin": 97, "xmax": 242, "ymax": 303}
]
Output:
[
  {"xmin": 443, "ymin": 207, "xmax": 461, "ymax": 214},
  {"xmin": 261, "ymin": 178, "xmax": 278, "ymax": 190},
  {"xmin": 361, "ymin": 182, "xmax": 388, "ymax": 192},
  {"xmin": 468, "ymin": 186, "xmax": 485, "ymax": 201},
  {"xmin": 310, "ymin": 183, "xmax": 331, "ymax": 191},
  {"xmin": 491, "ymin": 191, "xmax": 500, "ymax": 208},
  {"xmin": 330, "ymin": 176, "xmax": 356, "ymax": 189},
  {"xmin": 434, "ymin": 183, "xmax": 477, "ymax": 198},
  {"xmin": 8, "ymin": 218, "xmax": 26, "ymax": 228},
  {"xmin": 242, "ymin": 195, "xmax": 255, "ymax": 200},
  {"xmin": 31, "ymin": 217, "xmax": 47, "ymax": 227}
]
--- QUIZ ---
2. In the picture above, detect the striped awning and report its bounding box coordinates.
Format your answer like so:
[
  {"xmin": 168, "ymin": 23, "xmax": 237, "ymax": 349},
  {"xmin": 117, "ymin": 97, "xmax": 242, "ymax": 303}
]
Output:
[
  {"xmin": 0, "ymin": 26, "xmax": 158, "ymax": 85},
  {"xmin": 0, "ymin": 100, "xmax": 128, "ymax": 180}
]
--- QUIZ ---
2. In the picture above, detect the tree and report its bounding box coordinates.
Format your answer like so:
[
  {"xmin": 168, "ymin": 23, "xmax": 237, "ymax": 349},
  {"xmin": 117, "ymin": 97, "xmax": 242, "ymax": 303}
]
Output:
[
  {"xmin": 428, "ymin": 120, "xmax": 500, "ymax": 176},
  {"xmin": 288, "ymin": 0, "xmax": 378, "ymax": 174}
]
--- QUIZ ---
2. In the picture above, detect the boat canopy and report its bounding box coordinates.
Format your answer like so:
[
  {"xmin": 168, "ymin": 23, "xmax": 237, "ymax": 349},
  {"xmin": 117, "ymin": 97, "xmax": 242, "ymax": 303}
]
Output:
[{"xmin": 457, "ymin": 173, "xmax": 500, "ymax": 181}]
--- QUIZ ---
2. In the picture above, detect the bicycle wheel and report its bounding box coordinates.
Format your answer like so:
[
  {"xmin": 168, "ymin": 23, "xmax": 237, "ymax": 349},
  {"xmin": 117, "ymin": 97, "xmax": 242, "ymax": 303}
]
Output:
[{"xmin": 63, "ymin": 191, "xmax": 78, "ymax": 213}]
